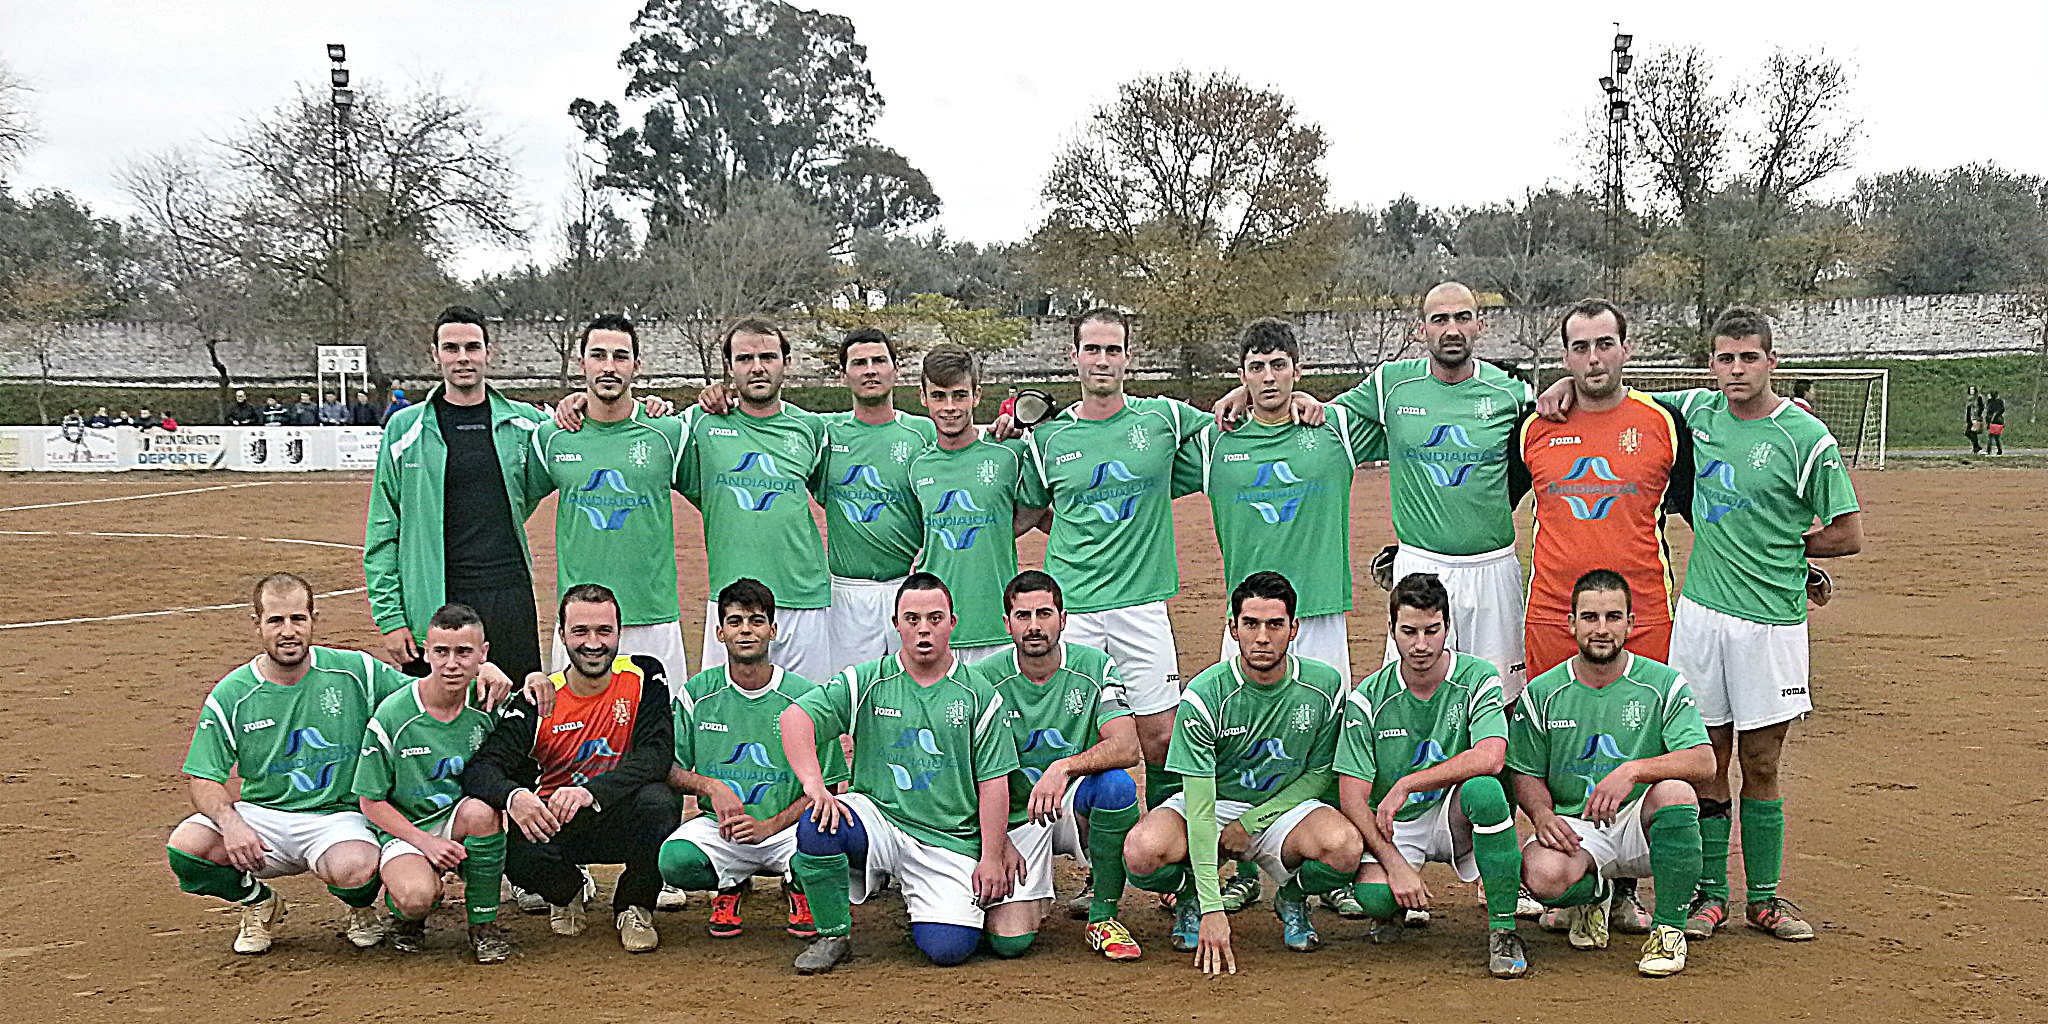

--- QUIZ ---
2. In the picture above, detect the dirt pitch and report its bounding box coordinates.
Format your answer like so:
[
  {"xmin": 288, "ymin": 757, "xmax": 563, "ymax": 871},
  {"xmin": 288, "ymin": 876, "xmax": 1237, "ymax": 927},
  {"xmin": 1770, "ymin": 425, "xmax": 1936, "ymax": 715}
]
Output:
[{"xmin": 0, "ymin": 466, "xmax": 2042, "ymax": 1024}]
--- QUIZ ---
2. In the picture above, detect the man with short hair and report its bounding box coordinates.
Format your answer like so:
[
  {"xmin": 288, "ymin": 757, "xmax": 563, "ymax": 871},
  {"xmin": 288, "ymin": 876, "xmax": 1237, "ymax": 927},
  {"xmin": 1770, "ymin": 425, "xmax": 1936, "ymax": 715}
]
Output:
[
  {"xmin": 354, "ymin": 602, "xmax": 512, "ymax": 963},
  {"xmin": 226, "ymin": 389, "xmax": 259, "ymax": 426},
  {"xmin": 463, "ymin": 584, "xmax": 680, "ymax": 952},
  {"xmin": 977, "ymin": 570, "xmax": 1145, "ymax": 961},
  {"xmin": 88, "ymin": 406, "xmax": 111, "ymax": 428},
  {"xmin": 525, "ymin": 315, "xmax": 692, "ymax": 680},
  {"xmin": 165, "ymin": 574, "xmax": 511, "ymax": 954},
  {"xmin": 1123, "ymin": 571, "xmax": 1362, "ymax": 974},
  {"xmin": 908, "ymin": 346, "xmax": 1045, "ymax": 666},
  {"xmin": 319, "ymin": 393, "xmax": 350, "ymax": 426},
  {"xmin": 1510, "ymin": 570, "xmax": 1713, "ymax": 977},
  {"xmin": 289, "ymin": 391, "xmax": 319, "ymax": 426},
  {"xmin": 660, "ymin": 578, "xmax": 847, "ymax": 940},
  {"xmin": 677, "ymin": 318, "xmax": 834, "ymax": 682},
  {"xmin": 1337, "ymin": 573, "xmax": 1525, "ymax": 978},
  {"xmin": 779, "ymin": 573, "xmax": 1021, "ymax": 973},
  {"xmin": 261, "ymin": 396, "xmax": 288, "ymax": 426},
  {"xmin": 366, "ymin": 306, "xmax": 552, "ymax": 684},
  {"xmin": 351, "ymin": 390, "xmax": 382, "ymax": 426},
  {"xmin": 1217, "ymin": 284, "xmax": 1535, "ymax": 698}
]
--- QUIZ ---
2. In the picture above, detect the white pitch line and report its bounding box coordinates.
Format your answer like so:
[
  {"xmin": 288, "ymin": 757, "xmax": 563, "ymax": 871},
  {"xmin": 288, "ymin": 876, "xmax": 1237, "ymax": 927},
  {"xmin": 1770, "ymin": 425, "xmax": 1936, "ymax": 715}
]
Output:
[
  {"xmin": 0, "ymin": 529, "xmax": 361, "ymax": 551},
  {"xmin": 0, "ymin": 481, "xmax": 274, "ymax": 513},
  {"xmin": 0, "ymin": 586, "xmax": 368, "ymax": 630}
]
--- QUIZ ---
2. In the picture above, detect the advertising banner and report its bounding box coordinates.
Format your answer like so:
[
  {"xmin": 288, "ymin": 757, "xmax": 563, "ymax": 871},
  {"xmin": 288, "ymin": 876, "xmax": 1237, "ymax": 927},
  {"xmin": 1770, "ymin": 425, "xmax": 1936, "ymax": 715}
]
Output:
[{"xmin": 133, "ymin": 429, "xmax": 229, "ymax": 470}]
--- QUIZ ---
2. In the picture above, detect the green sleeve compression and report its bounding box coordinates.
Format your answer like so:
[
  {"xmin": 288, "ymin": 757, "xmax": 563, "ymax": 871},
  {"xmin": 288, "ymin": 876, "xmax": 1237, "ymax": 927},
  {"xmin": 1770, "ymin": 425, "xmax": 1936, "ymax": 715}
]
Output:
[{"xmin": 1186, "ymin": 774, "xmax": 1223, "ymax": 914}]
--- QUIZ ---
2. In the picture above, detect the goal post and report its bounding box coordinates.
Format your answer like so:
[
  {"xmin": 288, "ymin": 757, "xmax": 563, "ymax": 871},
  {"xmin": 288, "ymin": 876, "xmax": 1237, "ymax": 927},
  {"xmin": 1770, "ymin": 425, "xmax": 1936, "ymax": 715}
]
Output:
[{"xmin": 1621, "ymin": 366, "xmax": 1889, "ymax": 469}]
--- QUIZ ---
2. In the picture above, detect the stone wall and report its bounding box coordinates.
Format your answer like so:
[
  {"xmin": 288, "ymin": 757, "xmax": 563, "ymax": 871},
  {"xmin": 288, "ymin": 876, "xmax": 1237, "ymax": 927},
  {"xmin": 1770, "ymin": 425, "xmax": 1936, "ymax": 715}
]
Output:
[{"xmin": 2, "ymin": 293, "xmax": 2040, "ymax": 391}]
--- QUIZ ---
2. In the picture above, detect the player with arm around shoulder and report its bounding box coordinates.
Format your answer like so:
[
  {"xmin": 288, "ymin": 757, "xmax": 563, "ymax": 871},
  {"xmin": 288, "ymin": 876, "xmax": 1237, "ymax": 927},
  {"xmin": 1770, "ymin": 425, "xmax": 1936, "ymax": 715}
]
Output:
[
  {"xmin": 1337, "ymin": 573, "xmax": 1526, "ymax": 978},
  {"xmin": 1121, "ymin": 571, "xmax": 1363, "ymax": 974},
  {"xmin": 166, "ymin": 573, "xmax": 512, "ymax": 955},
  {"xmin": 659, "ymin": 578, "xmax": 848, "ymax": 940},
  {"xmin": 778, "ymin": 573, "xmax": 1022, "ymax": 973},
  {"xmin": 1508, "ymin": 570, "xmax": 1715, "ymax": 978},
  {"xmin": 355, "ymin": 603, "xmax": 512, "ymax": 963},
  {"xmin": 978, "ymin": 571, "xmax": 1145, "ymax": 961}
]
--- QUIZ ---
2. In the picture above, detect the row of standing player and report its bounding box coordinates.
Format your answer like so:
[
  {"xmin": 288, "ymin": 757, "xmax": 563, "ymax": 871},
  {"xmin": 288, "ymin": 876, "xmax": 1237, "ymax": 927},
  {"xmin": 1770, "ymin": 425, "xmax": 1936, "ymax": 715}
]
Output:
[{"xmin": 351, "ymin": 286, "xmax": 1859, "ymax": 957}]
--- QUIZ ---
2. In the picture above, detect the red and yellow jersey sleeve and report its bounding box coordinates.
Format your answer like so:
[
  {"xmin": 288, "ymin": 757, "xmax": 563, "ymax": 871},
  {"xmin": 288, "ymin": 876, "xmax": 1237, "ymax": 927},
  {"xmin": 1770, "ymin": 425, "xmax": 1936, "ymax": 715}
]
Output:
[
  {"xmin": 532, "ymin": 656, "xmax": 647, "ymax": 797},
  {"xmin": 1520, "ymin": 390, "xmax": 1681, "ymax": 623}
]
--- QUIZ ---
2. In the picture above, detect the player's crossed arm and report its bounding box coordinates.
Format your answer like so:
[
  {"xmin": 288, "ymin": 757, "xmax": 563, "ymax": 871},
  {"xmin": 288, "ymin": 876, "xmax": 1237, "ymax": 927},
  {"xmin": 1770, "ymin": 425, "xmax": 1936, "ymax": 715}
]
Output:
[{"xmin": 1026, "ymin": 715, "xmax": 1139, "ymax": 825}]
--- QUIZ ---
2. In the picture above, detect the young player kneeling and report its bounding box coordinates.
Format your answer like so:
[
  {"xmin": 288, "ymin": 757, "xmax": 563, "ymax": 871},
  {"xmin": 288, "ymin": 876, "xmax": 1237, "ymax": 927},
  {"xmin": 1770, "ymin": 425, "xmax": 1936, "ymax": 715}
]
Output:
[
  {"xmin": 779, "ymin": 573, "xmax": 1021, "ymax": 973},
  {"xmin": 977, "ymin": 571, "xmax": 1145, "ymax": 961},
  {"xmin": 660, "ymin": 579, "xmax": 847, "ymax": 939},
  {"xmin": 1123, "ymin": 571, "xmax": 1362, "ymax": 975},
  {"xmin": 355, "ymin": 603, "xmax": 512, "ymax": 963},
  {"xmin": 1509, "ymin": 571, "xmax": 1713, "ymax": 977},
  {"xmin": 1336, "ymin": 574, "xmax": 1527, "ymax": 978}
]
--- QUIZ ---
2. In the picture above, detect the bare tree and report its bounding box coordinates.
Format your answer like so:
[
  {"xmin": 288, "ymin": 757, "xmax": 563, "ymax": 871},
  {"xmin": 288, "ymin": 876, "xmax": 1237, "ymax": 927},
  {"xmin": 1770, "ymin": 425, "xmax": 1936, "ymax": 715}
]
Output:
[
  {"xmin": 0, "ymin": 59, "xmax": 34, "ymax": 169},
  {"xmin": 1035, "ymin": 70, "xmax": 1337, "ymax": 392}
]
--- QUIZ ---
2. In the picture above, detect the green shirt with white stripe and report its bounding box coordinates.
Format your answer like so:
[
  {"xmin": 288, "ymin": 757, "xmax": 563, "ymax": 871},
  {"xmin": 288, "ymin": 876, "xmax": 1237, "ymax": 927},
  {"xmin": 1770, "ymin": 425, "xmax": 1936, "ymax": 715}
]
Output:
[
  {"xmin": 794, "ymin": 654, "xmax": 1020, "ymax": 858},
  {"xmin": 184, "ymin": 646, "xmax": 413, "ymax": 815},
  {"xmin": 676, "ymin": 404, "xmax": 832, "ymax": 609},
  {"xmin": 1329, "ymin": 359, "xmax": 1532, "ymax": 556},
  {"xmin": 1165, "ymin": 655, "xmax": 1345, "ymax": 806},
  {"xmin": 971, "ymin": 643, "xmax": 1132, "ymax": 826},
  {"xmin": 1020, "ymin": 396, "xmax": 1207, "ymax": 614},
  {"xmin": 819, "ymin": 410, "xmax": 938, "ymax": 581},
  {"xmin": 1173, "ymin": 411, "xmax": 1381, "ymax": 619},
  {"xmin": 1334, "ymin": 652, "xmax": 1506, "ymax": 822},
  {"xmin": 354, "ymin": 680, "xmax": 497, "ymax": 832},
  {"xmin": 908, "ymin": 436, "xmax": 1035, "ymax": 648},
  {"xmin": 1506, "ymin": 653, "xmax": 1710, "ymax": 818},
  {"xmin": 1673, "ymin": 391, "xmax": 1860, "ymax": 625},
  {"xmin": 527, "ymin": 411, "xmax": 687, "ymax": 625}
]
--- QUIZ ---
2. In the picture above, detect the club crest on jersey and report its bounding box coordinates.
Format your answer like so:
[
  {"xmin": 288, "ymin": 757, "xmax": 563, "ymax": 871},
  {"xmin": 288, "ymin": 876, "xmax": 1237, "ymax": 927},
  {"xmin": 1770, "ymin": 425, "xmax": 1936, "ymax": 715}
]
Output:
[
  {"xmin": 945, "ymin": 699, "xmax": 969, "ymax": 728},
  {"xmin": 319, "ymin": 689, "xmax": 343, "ymax": 716},
  {"xmin": 613, "ymin": 698, "xmax": 632, "ymax": 725},
  {"xmin": 1748, "ymin": 442, "xmax": 1774, "ymax": 470},
  {"xmin": 1474, "ymin": 397, "xmax": 1497, "ymax": 420},
  {"xmin": 1064, "ymin": 688, "xmax": 1090, "ymax": 716},
  {"xmin": 890, "ymin": 440, "xmax": 912, "ymax": 463},
  {"xmin": 976, "ymin": 459, "xmax": 997, "ymax": 485},
  {"xmin": 1297, "ymin": 430, "xmax": 1319, "ymax": 451},
  {"xmin": 1291, "ymin": 703, "xmax": 1317, "ymax": 731},
  {"xmin": 1125, "ymin": 424, "xmax": 1149, "ymax": 451},
  {"xmin": 628, "ymin": 439, "xmax": 650, "ymax": 467},
  {"xmin": 1622, "ymin": 700, "xmax": 1647, "ymax": 729},
  {"xmin": 1619, "ymin": 426, "xmax": 1641, "ymax": 454}
]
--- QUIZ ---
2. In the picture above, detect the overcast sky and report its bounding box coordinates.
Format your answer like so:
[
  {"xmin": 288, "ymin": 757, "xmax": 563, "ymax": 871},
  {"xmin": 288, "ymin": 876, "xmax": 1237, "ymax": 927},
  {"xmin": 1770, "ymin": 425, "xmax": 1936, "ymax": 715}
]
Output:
[{"xmin": 5, "ymin": 1, "xmax": 2043, "ymax": 278}]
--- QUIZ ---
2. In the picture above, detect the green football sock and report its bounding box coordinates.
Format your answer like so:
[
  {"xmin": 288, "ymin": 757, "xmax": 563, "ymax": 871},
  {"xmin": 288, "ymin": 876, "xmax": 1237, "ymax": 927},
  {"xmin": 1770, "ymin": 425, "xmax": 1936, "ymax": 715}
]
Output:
[
  {"xmin": 658, "ymin": 838, "xmax": 721, "ymax": 893},
  {"xmin": 328, "ymin": 878, "xmax": 381, "ymax": 909},
  {"xmin": 1551, "ymin": 871, "xmax": 1609, "ymax": 908},
  {"xmin": 1697, "ymin": 799, "xmax": 1732, "ymax": 901},
  {"xmin": 1236, "ymin": 861, "xmax": 1261, "ymax": 882},
  {"xmin": 1648, "ymin": 804, "xmax": 1703, "ymax": 930},
  {"xmin": 1740, "ymin": 797, "xmax": 1786, "ymax": 903},
  {"xmin": 1085, "ymin": 801, "xmax": 1140, "ymax": 923},
  {"xmin": 986, "ymin": 931, "xmax": 1036, "ymax": 958},
  {"xmin": 792, "ymin": 852, "xmax": 852, "ymax": 937},
  {"xmin": 1460, "ymin": 777, "xmax": 1522, "ymax": 930},
  {"xmin": 167, "ymin": 846, "xmax": 269, "ymax": 905},
  {"xmin": 1352, "ymin": 881, "xmax": 1398, "ymax": 921},
  {"xmin": 461, "ymin": 833, "xmax": 506, "ymax": 925},
  {"xmin": 1281, "ymin": 859, "xmax": 1353, "ymax": 901},
  {"xmin": 1143, "ymin": 765, "xmax": 1181, "ymax": 811},
  {"xmin": 1128, "ymin": 860, "xmax": 1188, "ymax": 897}
]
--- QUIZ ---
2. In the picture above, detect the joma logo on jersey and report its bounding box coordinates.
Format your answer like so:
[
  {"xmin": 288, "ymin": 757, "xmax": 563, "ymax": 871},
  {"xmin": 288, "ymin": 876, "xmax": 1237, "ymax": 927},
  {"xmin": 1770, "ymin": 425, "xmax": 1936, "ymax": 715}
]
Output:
[
  {"xmin": 1548, "ymin": 436, "xmax": 1583, "ymax": 447},
  {"xmin": 242, "ymin": 718, "xmax": 276, "ymax": 732},
  {"xmin": 915, "ymin": 476, "xmax": 935, "ymax": 486},
  {"xmin": 552, "ymin": 452, "xmax": 584, "ymax": 462},
  {"xmin": 874, "ymin": 707, "xmax": 902, "ymax": 718},
  {"xmin": 1376, "ymin": 728, "xmax": 1409, "ymax": 739},
  {"xmin": 1219, "ymin": 726, "xmax": 1249, "ymax": 738},
  {"xmin": 551, "ymin": 721, "xmax": 586, "ymax": 734},
  {"xmin": 1222, "ymin": 452, "xmax": 1251, "ymax": 462},
  {"xmin": 1548, "ymin": 719, "xmax": 1578, "ymax": 729},
  {"xmin": 1397, "ymin": 406, "xmax": 1429, "ymax": 416},
  {"xmin": 708, "ymin": 427, "xmax": 739, "ymax": 438},
  {"xmin": 399, "ymin": 746, "xmax": 434, "ymax": 757},
  {"xmin": 1055, "ymin": 450, "xmax": 1085, "ymax": 465},
  {"xmin": 698, "ymin": 722, "xmax": 729, "ymax": 732}
]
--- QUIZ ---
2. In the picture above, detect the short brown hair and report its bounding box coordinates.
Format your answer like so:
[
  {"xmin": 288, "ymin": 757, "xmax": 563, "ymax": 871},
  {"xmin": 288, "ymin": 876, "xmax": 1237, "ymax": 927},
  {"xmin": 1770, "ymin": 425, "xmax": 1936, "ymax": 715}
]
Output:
[
  {"xmin": 1072, "ymin": 307, "xmax": 1131, "ymax": 348},
  {"xmin": 252, "ymin": 572, "xmax": 315, "ymax": 617},
  {"xmin": 920, "ymin": 346, "xmax": 978, "ymax": 389},
  {"xmin": 1710, "ymin": 308, "xmax": 1773, "ymax": 353},
  {"xmin": 1558, "ymin": 299, "xmax": 1629, "ymax": 347},
  {"xmin": 721, "ymin": 317, "xmax": 790, "ymax": 363}
]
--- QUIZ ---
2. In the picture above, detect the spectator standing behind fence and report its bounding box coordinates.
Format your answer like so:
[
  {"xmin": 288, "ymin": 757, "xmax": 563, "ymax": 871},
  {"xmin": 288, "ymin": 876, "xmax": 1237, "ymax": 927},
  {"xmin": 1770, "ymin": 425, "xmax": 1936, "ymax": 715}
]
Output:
[
  {"xmin": 260, "ymin": 396, "xmax": 287, "ymax": 426},
  {"xmin": 136, "ymin": 407, "xmax": 160, "ymax": 430},
  {"xmin": 226, "ymin": 390, "xmax": 259, "ymax": 426},
  {"xmin": 351, "ymin": 390, "xmax": 381, "ymax": 426},
  {"xmin": 159, "ymin": 409, "xmax": 180, "ymax": 431},
  {"xmin": 1985, "ymin": 390, "xmax": 2006, "ymax": 455},
  {"xmin": 319, "ymin": 394, "xmax": 349, "ymax": 426},
  {"xmin": 87, "ymin": 406, "xmax": 111, "ymax": 427},
  {"xmin": 1964, "ymin": 385, "xmax": 1986, "ymax": 455},
  {"xmin": 382, "ymin": 388, "xmax": 410, "ymax": 424},
  {"xmin": 289, "ymin": 392, "xmax": 318, "ymax": 426},
  {"xmin": 113, "ymin": 409, "xmax": 134, "ymax": 427}
]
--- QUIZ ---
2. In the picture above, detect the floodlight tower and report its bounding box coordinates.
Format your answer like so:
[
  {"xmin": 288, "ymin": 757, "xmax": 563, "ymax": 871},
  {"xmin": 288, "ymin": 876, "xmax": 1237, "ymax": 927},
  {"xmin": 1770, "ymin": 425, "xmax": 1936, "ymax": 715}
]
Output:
[
  {"xmin": 1600, "ymin": 28, "xmax": 1633, "ymax": 296},
  {"xmin": 328, "ymin": 44, "xmax": 354, "ymax": 346}
]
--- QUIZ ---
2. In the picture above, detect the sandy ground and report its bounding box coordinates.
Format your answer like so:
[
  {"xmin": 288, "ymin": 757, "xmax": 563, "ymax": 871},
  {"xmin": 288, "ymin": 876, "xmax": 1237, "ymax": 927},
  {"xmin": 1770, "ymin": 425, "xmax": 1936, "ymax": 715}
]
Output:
[{"xmin": 0, "ymin": 465, "xmax": 2042, "ymax": 1023}]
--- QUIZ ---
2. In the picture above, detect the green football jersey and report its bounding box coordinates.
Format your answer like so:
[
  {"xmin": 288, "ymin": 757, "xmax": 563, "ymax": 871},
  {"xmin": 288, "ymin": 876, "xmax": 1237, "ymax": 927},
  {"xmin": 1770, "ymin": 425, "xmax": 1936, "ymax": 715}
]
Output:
[
  {"xmin": 1507, "ymin": 653, "xmax": 1710, "ymax": 818},
  {"xmin": 909, "ymin": 436, "xmax": 1034, "ymax": 648},
  {"xmin": 354, "ymin": 681, "xmax": 497, "ymax": 832},
  {"xmin": 1334, "ymin": 652, "xmax": 1506, "ymax": 822},
  {"xmin": 673, "ymin": 665, "xmax": 848, "ymax": 820},
  {"xmin": 1330, "ymin": 359, "xmax": 1531, "ymax": 556},
  {"xmin": 1173, "ymin": 409, "xmax": 1380, "ymax": 619},
  {"xmin": 1020, "ymin": 396, "xmax": 1206, "ymax": 614},
  {"xmin": 819, "ymin": 410, "xmax": 937, "ymax": 581},
  {"xmin": 795, "ymin": 654, "xmax": 1019, "ymax": 858},
  {"xmin": 527, "ymin": 411, "xmax": 687, "ymax": 625},
  {"xmin": 1675, "ymin": 391, "xmax": 1860, "ymax": 625},
  {"xmin": 972, "ymin": 643, "xmax": 1132, "ymax": 826},
  {"xmin": 676, "ymin": 404, "xmax": 831, "ymax": 609},
  {"xmin": 184, "ymin": 646, "xmax": 412, "ymax": 814},
  {"xmin": 1166, "ymin": 655, "xmax": 1345, "ymax": 806}
]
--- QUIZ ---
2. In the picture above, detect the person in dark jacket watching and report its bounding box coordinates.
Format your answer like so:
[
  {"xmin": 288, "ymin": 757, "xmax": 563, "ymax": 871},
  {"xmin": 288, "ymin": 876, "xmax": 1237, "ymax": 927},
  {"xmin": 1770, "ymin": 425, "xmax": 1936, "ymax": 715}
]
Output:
[{"xmin": 351, "ymin": 391, "xmax": 382, "ymax": 426}]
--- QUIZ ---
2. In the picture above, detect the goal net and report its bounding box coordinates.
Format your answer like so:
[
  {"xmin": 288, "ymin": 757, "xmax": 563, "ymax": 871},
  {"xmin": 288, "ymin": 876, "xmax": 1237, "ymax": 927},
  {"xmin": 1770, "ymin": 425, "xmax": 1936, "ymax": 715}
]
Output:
[{"xmin": 1623, "ymin": 367, "xmax": 1889, "ymax": 469}]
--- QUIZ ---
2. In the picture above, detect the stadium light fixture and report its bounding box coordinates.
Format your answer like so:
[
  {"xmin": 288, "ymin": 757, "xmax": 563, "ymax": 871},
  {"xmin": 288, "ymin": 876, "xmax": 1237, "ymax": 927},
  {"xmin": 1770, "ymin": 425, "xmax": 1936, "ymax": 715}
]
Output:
[
  {"xmin": 1617, "ymin": 53, "xmax": 1633, "ymax": 73},
  {"xmin": 1614, "ymin": 33, "xmax": 1632, "ymax": 51},
  {"xmin": 332, "ymin": 88, "xmax": 355, "ymax": 108},
  {"xmin": 330, "ymin": 68, "xmax": 349, "ymax": 88},
  {"xmin": 328, "ymin": 43, "xmax": 346, "ymax": 62},
  {"xmin": 1600, "ymin": 75, "xmax": 1617, "ymax": 93}
]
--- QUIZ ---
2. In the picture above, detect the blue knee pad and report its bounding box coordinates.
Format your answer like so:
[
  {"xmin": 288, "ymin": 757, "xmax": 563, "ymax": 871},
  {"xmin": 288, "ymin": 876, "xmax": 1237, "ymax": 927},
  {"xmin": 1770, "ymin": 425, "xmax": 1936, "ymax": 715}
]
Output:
[
  {"xmin": 913, "ymin": 922, "xmax": 980, "ymax": 966},
  {"xmin": 796, "ymin": 803, "xmax": 870, "ymax": 860},
  {"xmin": 1074, "ymin": 768, "xmax": 1138, "ymax": 814}
]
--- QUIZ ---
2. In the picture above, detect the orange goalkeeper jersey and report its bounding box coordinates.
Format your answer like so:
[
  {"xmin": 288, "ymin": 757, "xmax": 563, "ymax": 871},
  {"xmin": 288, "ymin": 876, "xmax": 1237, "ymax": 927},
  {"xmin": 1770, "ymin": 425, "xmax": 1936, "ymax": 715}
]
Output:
[{"xmin": 1513, "ymin": 389, "xmax": 1693, "ymax": 625}]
